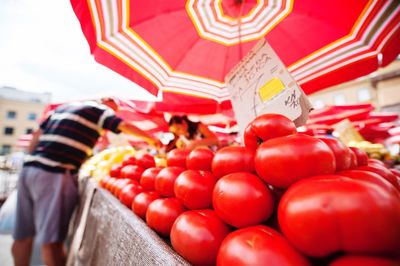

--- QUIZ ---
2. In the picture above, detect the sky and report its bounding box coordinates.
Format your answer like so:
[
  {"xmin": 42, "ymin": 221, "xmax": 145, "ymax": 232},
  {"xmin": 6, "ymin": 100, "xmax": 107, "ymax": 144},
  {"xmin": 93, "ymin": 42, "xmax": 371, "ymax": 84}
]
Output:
[{"xmin": 0, "ymin": 0, "xmax": 158, "ymax": 103}]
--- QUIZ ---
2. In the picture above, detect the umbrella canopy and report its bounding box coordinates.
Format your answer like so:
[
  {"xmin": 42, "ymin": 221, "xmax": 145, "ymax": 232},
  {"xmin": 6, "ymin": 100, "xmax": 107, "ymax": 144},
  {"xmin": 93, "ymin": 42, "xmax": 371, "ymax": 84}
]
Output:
[{"xmin": 71, "ymin": 0, "xmax": 400, "ymax": 109}]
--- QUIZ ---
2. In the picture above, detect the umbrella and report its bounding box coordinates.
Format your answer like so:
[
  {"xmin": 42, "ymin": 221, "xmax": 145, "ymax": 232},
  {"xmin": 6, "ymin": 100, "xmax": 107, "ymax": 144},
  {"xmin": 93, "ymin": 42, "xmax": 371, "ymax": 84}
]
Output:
[{"xmin": 70, "ymin": 0, "xmax": 400, "ymax": 111}]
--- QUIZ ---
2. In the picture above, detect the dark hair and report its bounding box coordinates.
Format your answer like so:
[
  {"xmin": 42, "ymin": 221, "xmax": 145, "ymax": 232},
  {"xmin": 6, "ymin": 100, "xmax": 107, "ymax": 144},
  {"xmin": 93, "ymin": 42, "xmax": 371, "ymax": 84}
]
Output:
[{"xmin": 169, "ymin": 115, "xmax": 199, "ymax": 139}]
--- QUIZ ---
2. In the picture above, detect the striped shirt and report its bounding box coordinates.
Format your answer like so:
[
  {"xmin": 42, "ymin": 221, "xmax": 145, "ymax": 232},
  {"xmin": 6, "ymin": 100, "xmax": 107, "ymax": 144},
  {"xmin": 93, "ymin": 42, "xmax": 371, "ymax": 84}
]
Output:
[{"xmin": 25, "ymin": 101, "xmax": 122, "ymax": 172}]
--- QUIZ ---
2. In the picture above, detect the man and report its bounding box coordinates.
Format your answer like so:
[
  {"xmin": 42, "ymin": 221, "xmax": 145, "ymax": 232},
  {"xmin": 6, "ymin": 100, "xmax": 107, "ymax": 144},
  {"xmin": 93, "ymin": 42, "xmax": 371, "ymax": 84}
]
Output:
[{"xmin": 11, "ymin": 98, "xmax": 161, "ymax": 266}]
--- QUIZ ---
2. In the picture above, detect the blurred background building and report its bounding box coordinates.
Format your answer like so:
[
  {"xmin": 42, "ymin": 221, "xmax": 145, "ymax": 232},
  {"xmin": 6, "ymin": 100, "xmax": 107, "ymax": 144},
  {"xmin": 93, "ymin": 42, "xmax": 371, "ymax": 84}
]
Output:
[
  {"xmin": 308, "ymin": 59, "xmax": 400, "ymax": 112},
  {"xmin": 0, "ymin": 86, "xmax": 51, "ymax": 155}
]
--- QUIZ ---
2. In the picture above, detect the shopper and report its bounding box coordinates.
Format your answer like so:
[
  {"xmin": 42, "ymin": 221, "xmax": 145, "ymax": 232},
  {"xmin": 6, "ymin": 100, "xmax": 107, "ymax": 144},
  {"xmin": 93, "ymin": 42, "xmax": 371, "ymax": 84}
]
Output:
[
  {"xmin": 11, "ymin": 97, "xmax": 161, "ymax": 266},
  {"xmin": 166, "ymin": 115, "xmax": 219, "ymax": 151}
]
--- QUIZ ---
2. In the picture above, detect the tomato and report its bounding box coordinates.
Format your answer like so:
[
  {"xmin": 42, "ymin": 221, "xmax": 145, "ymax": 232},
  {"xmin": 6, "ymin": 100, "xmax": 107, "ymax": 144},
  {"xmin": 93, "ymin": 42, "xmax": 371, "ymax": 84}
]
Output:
[
  {"xmin": 122, "ymin": 154, "xmax": 137, "ymax": 166},
  {"xmin": 368, "ymin": 158, "xmax": 385, "ymax": 167},
  {"xmin": 356, "ymin": 165, "xmax": 400, "ymax": 191},
  {"xmin": 318, "ymin": 137, "xmax": 351, "ymax": 172},
  {"xmin": 212, "ymin": 172, "xmax": 274, "ymax": 228},
  {"xmin": 105, "ymin": 177, "xmax": 117, "ymax": 191},
  {"xmin": 167, "ymin": 148, "xmax": 191, "ymax": 168},
  {"xmin": 140, "ymin": 167, "xmax": 163, "ymax": 191},
  {"xmin": 338, "ymin": 170, "xmax": 399, "ymax": 195},
  {"xmin": 146, "ymin": 198, "xmax": 186, "ymax": 237},
  {"xmin": 119, "ymin": 183, "xmax": 144, "ymax": 208},
  {"xmin": 349, "ymin": 147, "xmax": 368, "ymax": 166},
  {"xmin": 217, "ymin": 225, "xmax": 310, "ymax": 266},
  {"xmin": 155, "ymin": 166, "xmax": 185, "ymax": 197},
  {"xmin": 278, "ymin": 175, "xmax": 400, "ymax": 257},
  {"xmin": 136, "ymin": 153, "xmax": 155, "ymax": 169},
  {"xmin": 171, "ymin": 210, "xmax": 231, "ymax": 266},
  {"xmin": 255, "ymin": 134, "xmax": 336, "ymax": 188},
  {"xmin": 132, "ymin": 191, "xmax": 160, "ymax": 220},
  {"xmin": 212, "ymin": 146, "xmax": 255, "ymax": 179},
  {"xmin": 329, "ymin": 255, "xmax": 400, "ymax": 266},
  {"xmin": 120, "ymin": 165, "xmax": 145, "ymax": 182},
  {"xmin": 109, "ymin": 164, "xmax": 123, "ymax": 178},
  {"xmin": 348, "ymin": 148, "xmax": 358, "ymax": 168},
  {"xmin": 100, "ymin": 176, "xmax": 111, "ymax": 188},
  {"xmin": 114, "ymin": 179, "xmax": 137, "ymax": 198},
  {"xmin": 244, "ymin": 114, "xmax": 297, "ymax": 150},
  {"xmin": 174, "ymin": 170, "xmax": 217, "ymax": 209},
  {"xmin": 186, "ymin": 147, "xmax": 214, "ymax": 171}
]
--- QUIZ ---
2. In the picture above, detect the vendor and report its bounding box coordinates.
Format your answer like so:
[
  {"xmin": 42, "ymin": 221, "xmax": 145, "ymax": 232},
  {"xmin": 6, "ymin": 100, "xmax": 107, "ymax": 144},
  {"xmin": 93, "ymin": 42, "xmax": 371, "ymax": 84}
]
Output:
[{"xmin": 166, "ymin": 115, "xmax": 219, "ymax": 151}]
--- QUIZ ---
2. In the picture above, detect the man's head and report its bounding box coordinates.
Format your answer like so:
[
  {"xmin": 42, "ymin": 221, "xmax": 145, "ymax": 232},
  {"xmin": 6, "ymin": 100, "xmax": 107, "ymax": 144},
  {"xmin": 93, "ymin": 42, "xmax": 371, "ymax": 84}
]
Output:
[{"xmin": 101, "ymin": 97, "xmax": 118, "ymax": 112}]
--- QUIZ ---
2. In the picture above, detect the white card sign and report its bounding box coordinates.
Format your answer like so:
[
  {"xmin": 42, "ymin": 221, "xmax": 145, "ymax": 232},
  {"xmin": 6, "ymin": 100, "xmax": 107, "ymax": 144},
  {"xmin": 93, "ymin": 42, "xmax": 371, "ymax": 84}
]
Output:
[{"xmin": 225, "ymin": 39, "xmax": 312, "ymax": 136}]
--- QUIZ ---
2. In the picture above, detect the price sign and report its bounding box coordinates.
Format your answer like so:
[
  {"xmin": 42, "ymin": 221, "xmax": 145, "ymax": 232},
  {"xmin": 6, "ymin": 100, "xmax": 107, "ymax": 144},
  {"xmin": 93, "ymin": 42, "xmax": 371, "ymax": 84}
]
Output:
[{"xmin": 225, "ymin": 39, "xmax": 312, "ymax": 136}]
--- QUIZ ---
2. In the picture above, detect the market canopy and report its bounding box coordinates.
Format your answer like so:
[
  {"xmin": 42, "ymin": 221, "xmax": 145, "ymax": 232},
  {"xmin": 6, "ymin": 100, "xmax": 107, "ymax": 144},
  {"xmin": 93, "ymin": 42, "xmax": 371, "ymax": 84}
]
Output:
[{"xmin": 70, "ymin": 0, "xmax": 400, "ymax": 109}]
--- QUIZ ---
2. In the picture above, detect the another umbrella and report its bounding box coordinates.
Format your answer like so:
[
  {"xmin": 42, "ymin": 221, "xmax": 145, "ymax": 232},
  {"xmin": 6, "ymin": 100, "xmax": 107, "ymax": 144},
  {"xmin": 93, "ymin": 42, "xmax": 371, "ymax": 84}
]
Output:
[{"xmin": 71, "ymin": 0, "xmax": 400, "ymax": 111}]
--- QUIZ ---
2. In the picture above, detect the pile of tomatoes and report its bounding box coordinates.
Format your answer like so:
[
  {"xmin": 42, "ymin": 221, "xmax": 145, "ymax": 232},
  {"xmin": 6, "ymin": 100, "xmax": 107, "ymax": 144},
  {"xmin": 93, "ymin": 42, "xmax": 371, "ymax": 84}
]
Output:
[{"xmin": 100, "ymin": 114, "xmax": 400, "ymax": 266}]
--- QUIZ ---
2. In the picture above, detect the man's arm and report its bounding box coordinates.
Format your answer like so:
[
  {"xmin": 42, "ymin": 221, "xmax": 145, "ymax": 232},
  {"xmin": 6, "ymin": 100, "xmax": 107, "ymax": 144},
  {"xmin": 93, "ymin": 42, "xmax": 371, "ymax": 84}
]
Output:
[
  {"xmin": 118, "ymin": 121, "xmax": 162, "ymax": 148},
  {"xmin": 27, "ymin": 128, "xmax": 43, "ymax": 154}
]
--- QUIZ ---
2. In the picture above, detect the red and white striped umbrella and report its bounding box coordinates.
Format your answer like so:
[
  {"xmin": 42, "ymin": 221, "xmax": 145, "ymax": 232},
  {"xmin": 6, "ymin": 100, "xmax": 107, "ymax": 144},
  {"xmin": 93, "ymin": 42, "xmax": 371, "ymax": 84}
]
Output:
[{"xmin": 70, "ymin": 0, "xmax": 400, "ymax": 109}]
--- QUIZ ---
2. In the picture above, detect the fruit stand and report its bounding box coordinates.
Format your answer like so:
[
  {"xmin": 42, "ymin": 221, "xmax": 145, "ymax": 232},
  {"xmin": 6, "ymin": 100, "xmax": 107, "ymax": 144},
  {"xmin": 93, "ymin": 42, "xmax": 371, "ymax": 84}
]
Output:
[{"xmin": 66, "ymin": 176, "xmax": 189, "ymax": 266}]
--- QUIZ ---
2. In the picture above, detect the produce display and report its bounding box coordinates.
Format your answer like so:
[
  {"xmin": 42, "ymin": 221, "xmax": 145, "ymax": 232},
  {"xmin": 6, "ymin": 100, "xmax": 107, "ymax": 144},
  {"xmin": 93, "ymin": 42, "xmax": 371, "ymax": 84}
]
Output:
[{"xmin": 86, "ymin": 114, "xmax": 400, "ymax": 266}]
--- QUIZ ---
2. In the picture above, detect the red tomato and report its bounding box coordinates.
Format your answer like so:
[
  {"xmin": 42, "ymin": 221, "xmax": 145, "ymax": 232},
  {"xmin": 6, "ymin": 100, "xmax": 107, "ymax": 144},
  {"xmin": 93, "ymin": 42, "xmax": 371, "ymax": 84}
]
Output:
[
  {"xmin": 167, "ymin": 148, "xmax": 191, "ymax": 168},
  {"xmin": 338, "ymin": 170, "xmax": 399, "ymax": 195},
  {"xmin": 100, "ymin": 176, "xmax": 111, "ymax": 188},
  {"xmin": 217, "ymin": 225, "xmax": 310, "ymax": 266},
  {"xmin": 278, "ymin": 175, "xmax": 400, "ymax": 257},
  {"xmin": 186, "ymin": 147, "xmax": 214, "ymax": 171},
  {"xmin": 146, "ymin": 198, "xmax": 186, "ymax": 237},
  {"xmin": 368, "ymin": 158, "xmax": 385, "ymax": 167},
  {"xmin": 114, "ymin": 179, "xmax": 137, "ymax": 198},
  {"xmin": 212, "ymin": 172, "xmax": 274, "ymax": 228},
  {"xmin": 349, "ymin": 147, "xmax": 368, "ymax": 166},
  {"xmin": 140, "ymin": 167, "xmax": 163, "ymax": 191},
  {"xmin": 105, "ymin": 177, "xmax": 117, "ymax": 191},
  {"xmin": 155, "ymin": 166, "xmax": 185, "ymax": 197},
  {"xmin": 318, "ymin": 137, "xmax": 351, "ymax": 172},
  {"xmin": 348, "ymin": 148, "xmax": 358, "ymax": 168},
  {"xmin": 329, "ymin": 255, "xmax": 400, "ymax": 266},
  {"xmin": 244, "ymin": 114, "xmax": 297, "ymax": 150},
  {"xmin": 119, "ymin": 183, "xmax": 144, "ymax": 208},
  {"xmin": 109, "ymin": 164, "xmax": 123, "ymax": 178},
  {"xmin": 255, "ymin": 134, "xmax": 336, "ymax": 188},
  {"xmin": 212, "ymin": 146, "xmax": 255, "ymax": 179},
  {"xmin": 171, "ymin": 210, "xmax": 231, "ymax": 266},
  {"xmin": 174, "ymin": 170, "xmax": 217, "ymax": 209},
  {"xmin": 122, "ymin": 154, "xmax": 137, "ymax": 166},
  {"xmin": 120, "ymin": 165, "xmax": 145, "ymax": 182},
  {"xmin": 132, "ymin": 191, "xmax": 160, "ymax": 220},
  {"xmin": 357, "ymin": 165, "xmax": 400, "ymax": 191},
  {"xmin": 136, "ymin": 153, "xmax": 155, "ymax": 169}
]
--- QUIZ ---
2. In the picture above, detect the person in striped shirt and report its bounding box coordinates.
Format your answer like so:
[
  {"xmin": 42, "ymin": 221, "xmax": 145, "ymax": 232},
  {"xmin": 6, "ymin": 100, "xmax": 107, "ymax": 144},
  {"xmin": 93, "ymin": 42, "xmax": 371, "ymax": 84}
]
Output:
[{"xmin": 11, "ymin": 97, "xmax": 161, "ymax": 266}]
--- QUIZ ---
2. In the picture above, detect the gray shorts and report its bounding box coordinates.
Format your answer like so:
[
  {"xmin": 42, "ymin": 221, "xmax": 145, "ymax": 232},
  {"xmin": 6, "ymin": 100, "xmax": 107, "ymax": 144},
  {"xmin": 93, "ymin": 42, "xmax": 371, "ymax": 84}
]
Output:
[{"xmin": 13, "ymin": 166, "xmax": 79, "ymax": 245}]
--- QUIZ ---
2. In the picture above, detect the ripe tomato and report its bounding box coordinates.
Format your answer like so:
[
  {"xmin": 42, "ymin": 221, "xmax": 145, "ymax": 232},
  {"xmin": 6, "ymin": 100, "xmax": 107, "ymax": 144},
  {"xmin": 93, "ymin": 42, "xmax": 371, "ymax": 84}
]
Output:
[
  {"xmin": 105, "ymin": 177, "xmax": 117, "ymax": 191},
  {"xmin": 349, "ymin": 147, "xmax": 368, "ymax": 166},
  {"xmin": 167, "ymin": 148, "xmax": 191, "ymax": 168},
  {"xmin": 255, "ymin": 134, "xmax": 336, "ymax": 188},
  {"xmin": 114, "ymin": 179, "xmax": 137, "ymax": 198},
  {"xmin": 155, "ymin": 166, "xmax": 185, "ymax": 197},
  {"xmin": 348, "ymin": 148, "xmax": 358, "ymax": 168},
  {"xmin": 171, "ymin": 210, "xmax": 231, "ymax": 266},
  {"xmin": 119, "ymin": 183, "xmax": 144, "ymax": 208},
  {"xmin": 132, "ymin": 191, "xmax": 160, "ymax": 220},
  {"xmin": 318, "ymin": 137, "xmax": 351, "ymax": 172},
  {"xmin": 109, "ymin": 164, "xmax": 123, "ymax": 178},
  {"xmin": 146, "ymin": 198, "xmax": 186, "ymax": 237},
  {"xmin": 356, "ymin": 165, "xmax": 400, "ymax": 191},
  {"xmin": 278, "ymin": 175, "xmax": 400, "ymax": 257},
  {"xmin": 211, "ymin": 146, "xmax": 255, "ymax": 179},
  {"xmin": 186, "ymin": 147, "xmax": 214, "ymax": 171},
  {"xmin": 120, "ymin": 165, "xmax": 144, "ymax": 182},
  {"xmin": 100, "ymin": 176, "xmax": 111, "ymax": 188},
  {"xmin": 217, "ymin": 225, "xmax": 310, "ymax": 266},
  {"xmin": 338, "ymin": 170, "xmax": 399, "ymax": 195},
  {"xmin": 244, "ymin": 113, "xmax": 297, "ymax": 150},
  {"xmin": 136, "ymin": 153, "xmax": 156, "ymax": 169},
  {"xmin": 174, "ymin": 170, "xmax": 217, "ymax": 209},
  {"xmin": 212, "ymin": 172, "xmax": 274, "ymax": 228},
  {"xmin": 140, "ymin": 167, "xmax": 163, "ymax": 191},
  {"xmin": 329, "ymin": 255, "xmax": 400, "ymax": 266},
  {"xmin": 122, "ymin": 155, "xmax": 137, "ymax": 166}
]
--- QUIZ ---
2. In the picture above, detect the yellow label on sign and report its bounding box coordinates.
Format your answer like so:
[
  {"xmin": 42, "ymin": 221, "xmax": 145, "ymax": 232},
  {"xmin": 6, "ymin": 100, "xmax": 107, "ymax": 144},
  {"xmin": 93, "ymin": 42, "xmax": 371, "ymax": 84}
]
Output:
[{"xmin": 258, "ymin": 77, "xmax": 285, "ymax": 102}]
